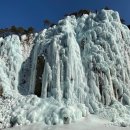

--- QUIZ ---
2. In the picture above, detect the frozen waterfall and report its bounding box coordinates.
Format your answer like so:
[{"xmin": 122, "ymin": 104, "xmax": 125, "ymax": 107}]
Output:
[{"xmin": 1, "ymin": 9, "xmax": 130, "ymax": 128}]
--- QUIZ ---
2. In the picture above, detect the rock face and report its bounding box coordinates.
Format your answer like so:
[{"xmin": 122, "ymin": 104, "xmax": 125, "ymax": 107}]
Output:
[
  {"xmin": 0, "ymin": 87, "xmax": 2, "ymax": 96},
  {"xmin": 1, "ymin": 9, "xmax": 130, "ymax": 128},
  {"xmin": 34, "ymin": 56, "xmax": 45, "ymax": 97}
]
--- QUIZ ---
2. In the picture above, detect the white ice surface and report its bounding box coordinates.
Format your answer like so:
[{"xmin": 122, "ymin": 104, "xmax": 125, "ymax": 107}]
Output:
[
  {"xmin": 1, "ymin": 9, "xmax": 130, "ymax": 129},
  {"xmin": 4, "ymin": 115, "xmax": 130, "ymax": 130}
]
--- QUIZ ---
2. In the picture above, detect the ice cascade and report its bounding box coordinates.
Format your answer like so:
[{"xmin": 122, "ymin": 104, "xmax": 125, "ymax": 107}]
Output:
[{"xmin": 1, "ymin": 10, "xmax": 130, "ymax": 128}]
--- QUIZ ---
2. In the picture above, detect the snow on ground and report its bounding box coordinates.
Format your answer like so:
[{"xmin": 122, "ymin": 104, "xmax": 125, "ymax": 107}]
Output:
[
  {"xmin": 1, "ymin": 9, "xmax": 130, "ymax": 129},
  {"xmin": 4, "ymin": 115, "xmax": 130, "ymax": 130}
]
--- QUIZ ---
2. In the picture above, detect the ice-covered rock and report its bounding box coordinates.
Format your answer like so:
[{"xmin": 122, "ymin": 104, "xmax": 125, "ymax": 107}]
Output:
[
  {"xmin": 1, "ymin": 9, "xmax": 130, "ymax": 129},
  {"xmin": 0, "ymin": 35, "xmax": 23, "ymax": 95}
]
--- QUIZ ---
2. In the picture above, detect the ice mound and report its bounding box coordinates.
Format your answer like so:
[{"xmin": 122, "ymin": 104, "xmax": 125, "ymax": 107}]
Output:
[
  {"xmin": 0, "ymin": 35, "xmax": 23, "ymax": 95},
  {"xmin": 1, "ymin": 9, "xmax": 130, "ymax": 129}
]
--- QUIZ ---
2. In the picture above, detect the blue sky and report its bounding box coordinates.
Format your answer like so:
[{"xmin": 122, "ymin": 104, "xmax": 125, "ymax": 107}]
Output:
[{"xmin": 0, "ymin": 0, "xmax": 129, "ymax": 31}]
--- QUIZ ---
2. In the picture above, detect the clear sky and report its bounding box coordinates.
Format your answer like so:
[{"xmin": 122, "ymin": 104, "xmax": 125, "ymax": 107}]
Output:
[{"xmin": 0, "ymin": 0, "xmax": 129, "ymax": 31}]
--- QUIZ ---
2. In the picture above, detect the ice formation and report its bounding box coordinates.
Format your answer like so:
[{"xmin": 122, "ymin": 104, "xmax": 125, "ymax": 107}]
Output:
[{"xmin": 1, "ymin": 9, "xmax": 130, "ymax": 129}]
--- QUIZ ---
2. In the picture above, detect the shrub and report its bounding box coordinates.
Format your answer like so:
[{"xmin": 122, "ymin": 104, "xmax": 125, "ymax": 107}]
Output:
[
  {"xmin": 43, "ymin": 19, "xmax": 52, "ymax": 27},
  {"xmin": 104, "ymin": 6, "xmax": 110, "ymax": 10},
  {"xmin": 26, "ymin": 27, "xmax": 35, "ymax": 34},
  {"xmin": 10, "ymin": 26, "xmax": 17, "ymax": 33},
  {"xmin": 17, "ymin": 27, "xmax": 25, "ymax": 34}
]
